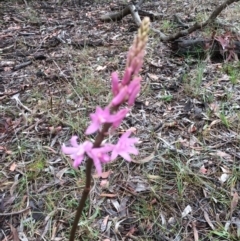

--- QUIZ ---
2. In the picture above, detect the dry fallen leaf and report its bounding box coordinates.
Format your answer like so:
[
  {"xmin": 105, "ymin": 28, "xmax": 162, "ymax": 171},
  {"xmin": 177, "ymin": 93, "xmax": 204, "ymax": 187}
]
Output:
[
  {"xmin": 203, "ymin": 210, "xmax": 215, "ymax": 230},
  {"xmin": 150, "ymin": 198, "xmax": 157, "ymax": 205},
  {"xmin": 220, "ymin": 165, "xmax": 231, "ymax": 173},
  {"xmin": 147, "ymin": 73, "xmax": 159, "ymax": 80},
  {"xmin": 100, "ymin": 180, "xmax": 109, "ymax": 188},
  {"xmin": 110, "ymin": 199, "xmax": 120, "ymax": 211},
  {"xmin": 126, "ymin": 226, "xmax": 137, "ymax": 236},
  {"xmin": 219, "ymin": 173, "xmax": 229, "ymax": 183},
  {"xmin": 209, "ymin": 102, "xmax": 219, "ymax": 113},
  {"xmin": 192, "ymin": 221, "xmax": 199, "ymax": 241},
  {"xmin": 181, "ymin": 205, "xmax": 192, "ymax": 218},
  {"xmin": 56, "ymin": 167, "xmax": 69, "ymax": 180},
  {"xmin": 100, "ymin": 193, "xmax": 118, "ymax": 198},
  {"xmin": 230, "ymin": 191, "xmax": 239, "ymax": 214},
  {"xmin": 96, "ymin": 65, "xmax": 106, "ymax": 71},
  {"xmin": 132, "ymin": 152, "xmax": 155, "ymax": 164},
  {"xmin": 9, "ymin": 162, "xmax": 17, "ymax": 172},
  {"xmin": 215, "ymin": 151, "xmax": 232, "ymax": 160},
  {"xmin": 188, "ymin": 124, "xmax": 197, "ymax": 133},
  {"xmin": 0, "ymin": 146, "xmax": 12, "ymax": 155},
  {"xmin": 92, "ymin": 170, "xmax": 112, "ymax": 179},
  {"xmin": 134, "ymin": 182, "xmax": 149, "ymax": 192},
  {"xmin": 100, "ymin": 215, "xmax": 109, "ymax": 232},
  {"xmin": 8, "ymin": 222, "xmax": 20, "ymax": 241},
  {"xmin": 199, "ymin": 165, "xmax": 208, "ymax": 174},
  {"xmin": 101, "ymin": 170, "xmax": 112, "ymax": 178},
  {"xmin": 147, "ymin": 174, "xmax": 161, "ymax": 180}
]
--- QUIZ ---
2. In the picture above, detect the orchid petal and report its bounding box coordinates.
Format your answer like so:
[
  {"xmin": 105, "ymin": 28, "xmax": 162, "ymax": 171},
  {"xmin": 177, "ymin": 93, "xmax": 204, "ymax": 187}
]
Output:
[
  {"xmin": 111, "ymin": 87, "xmax": 128, "ymax": 106},
  {"xmin": 110, "ymin": 131, "xmax": 139, "ymax": 161},
  {"xmin": 61, "ymin": 145, "xmax": 78, "ymax": 155},
  {"xmin": 122, "ymin": 67, "xmax": 133, "ymax": 85},
  {"xmin": 70, "ymin": 136, "xmax": 79, "ymax": 147},
  {"xmin": 111, "ymin": 72, "xmax": 120, "ymax": 96}
]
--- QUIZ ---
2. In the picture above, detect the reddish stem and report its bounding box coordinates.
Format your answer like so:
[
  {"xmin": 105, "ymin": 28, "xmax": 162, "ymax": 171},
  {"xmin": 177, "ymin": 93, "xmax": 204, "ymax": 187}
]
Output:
[{"xmin": 68, "ymin": 122, "xmax": 112, "ymax": 241}]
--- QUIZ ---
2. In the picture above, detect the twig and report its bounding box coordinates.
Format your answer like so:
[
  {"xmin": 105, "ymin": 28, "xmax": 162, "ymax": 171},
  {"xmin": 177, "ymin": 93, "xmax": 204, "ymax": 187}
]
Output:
[
  {"xmin": 129, "ymin": 4, "xmax": 142, "ymax": 26},
  {"xmin": 100, "ymin": 5, "xmax": 131, "ymax": 22},
  {"xmin": 173, "ymin": 14, "xmax": 189, "ymax": 28},
  {"xmin": 13, "ymin": 61, "xmax": 32, "ymax": 71},
  {"xmin": 23, "ymin": 0, "xmax": 28, "ymax": 7},
  {"xmin": 0, "ymin": 207, "xmax": 30, "ymax": 216},
  {"xmin": 100, "ymin": 0, "xmax": 145, "ymax": 23}
]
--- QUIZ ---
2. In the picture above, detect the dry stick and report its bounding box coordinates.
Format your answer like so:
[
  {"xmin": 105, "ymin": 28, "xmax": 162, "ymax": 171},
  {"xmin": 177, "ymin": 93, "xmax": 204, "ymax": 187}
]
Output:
[
  {"xmin": 68, "ymin": 121, "xmax": 113, "ymax": 241},
  {"xmin": 154, "ymin": 0, "xmax": 240, "ymax": 41},
  {"xmin": 99, "ymin": 0, "xmax": 145, "ymax": 24},
  {"xmin": 68, "ymin": 159, "xmax": 93, "ymax": 241},
  {"xmin": 0, "ymin": 207, "xmax": 30, "ymax": 216},
  {"xmin": 100, "ymin": 5, "xmax": 131, "ymax": 22},
  {"xmin": 129, "ymin": 4, "xmax": 142, "ymax": 26}
]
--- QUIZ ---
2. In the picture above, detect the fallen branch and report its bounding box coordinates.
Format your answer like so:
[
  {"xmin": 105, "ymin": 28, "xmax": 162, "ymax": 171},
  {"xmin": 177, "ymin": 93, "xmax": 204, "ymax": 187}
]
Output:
[
  {"xmin": 101, "ymin": 0, "xmax": 239, "ymax": 42},
  {"xmin": 129, "ymin": 3, "xmax": 141, "ymax": 26},
  {"xmin": 153, "ymin": 0, "xmax": 240, "ymax": 41},
  {"xmin": 100, "ymin": 5, "xmax": 131, "ymax": 22},
  {"xmin": 100, "ymin": 0, "xmax": 145, "ymax": 26},
  {"xmin": 13, "ymin": 61, "xmax": 32, "ymax": 71}
]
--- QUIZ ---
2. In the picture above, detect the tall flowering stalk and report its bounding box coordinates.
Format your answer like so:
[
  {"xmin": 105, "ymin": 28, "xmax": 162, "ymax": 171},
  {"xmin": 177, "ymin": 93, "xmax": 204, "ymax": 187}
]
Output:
[{"xmin": 62, "ymin": 17, "xmax": 150, "ymax": 241}]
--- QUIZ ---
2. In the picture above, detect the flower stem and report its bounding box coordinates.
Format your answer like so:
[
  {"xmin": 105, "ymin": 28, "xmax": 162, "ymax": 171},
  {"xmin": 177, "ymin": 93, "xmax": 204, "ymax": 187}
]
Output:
[
  {"xmin": 68, "ymin": 123, "xmax": 112, "ymax": 241},
  {"xmin": 68, "ymin": 158, "xmax": 92, "ymax": 241}
]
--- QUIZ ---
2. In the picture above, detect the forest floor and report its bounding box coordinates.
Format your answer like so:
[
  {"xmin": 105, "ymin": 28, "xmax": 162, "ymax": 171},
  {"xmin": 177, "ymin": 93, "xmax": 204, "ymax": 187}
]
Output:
[{"xmin": 0, "ymin": 0, "xmax": 240, "ymax": 240}]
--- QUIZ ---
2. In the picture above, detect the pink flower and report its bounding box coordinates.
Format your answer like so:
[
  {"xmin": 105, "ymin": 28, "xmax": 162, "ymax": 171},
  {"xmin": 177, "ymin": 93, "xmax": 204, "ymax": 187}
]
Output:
[
  {"xmin": 131, "ymin": 51, "xmax": 145, "ymax": 75},
  {"xmin": 86, "ymin": 107, "xmax": 129, "ymax": 134},
  {"xmin": 111, "ymin": 86, "xmax": 128, "ymax": 106},
  {"xmin": 112, "ymin": 108, "xmax": 129, "ymax": 129},
  {"xmin": 111, "ymin": 131, "xmax": 139, "ymax": 161},
  {"xmin": 62, "ymin": 136, "xmax": 93, "ymax": 168},
  {"xmin": 111, "ymin": 72, "xmax": 120, "ymax": 96},
  {"xmin": 88, "ymin": 145, "xmax": 113, "ymax": 175},
  {"xmin": 111, "ymin": 78, "xmax": 141, "ymax": 106},
  {"xmin": 85, "ymin": 107, "xmax": 115, "ymax": 135},
  {"xmin": 126, "ymin": 47, "xmax": 144, "ymax": 75},
  {"xmin": 127, "ymin": 78, "xmax": 141, "ymax": 106},
  {"xmin": 122, "ymin": 67, "xmax": 133, "ymax": 85}
]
